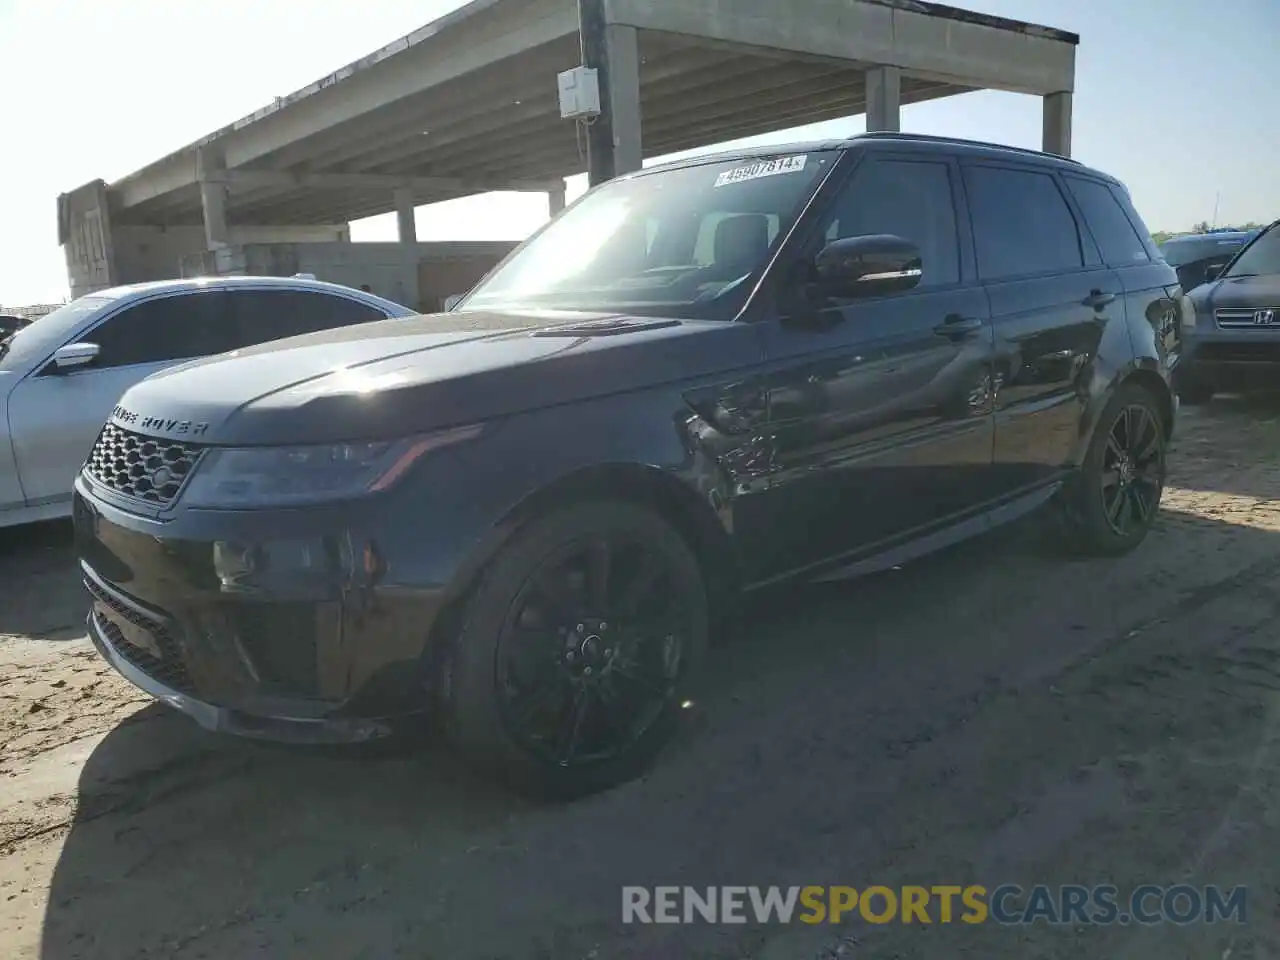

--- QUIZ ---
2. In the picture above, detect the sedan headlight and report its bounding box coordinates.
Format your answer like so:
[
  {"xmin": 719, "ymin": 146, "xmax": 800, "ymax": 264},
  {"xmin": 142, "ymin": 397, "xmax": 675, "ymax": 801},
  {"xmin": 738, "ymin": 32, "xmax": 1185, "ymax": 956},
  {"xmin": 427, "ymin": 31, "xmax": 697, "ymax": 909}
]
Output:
[{"xmin": 180, "ymin": 424, "xmax": 482, "ymax": 508}]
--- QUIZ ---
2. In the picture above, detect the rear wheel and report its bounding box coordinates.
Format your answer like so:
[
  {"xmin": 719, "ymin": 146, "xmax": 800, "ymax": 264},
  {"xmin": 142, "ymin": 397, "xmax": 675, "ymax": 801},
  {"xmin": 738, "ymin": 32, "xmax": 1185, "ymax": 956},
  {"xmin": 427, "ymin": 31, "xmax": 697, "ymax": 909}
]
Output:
[
  {"xmin": 1056, "ymin": 383, "xmax": 1168, "ymax": 557},
  {"xmin": 441, "ymin": 500, "xmax": 708, "ymax": 799}
]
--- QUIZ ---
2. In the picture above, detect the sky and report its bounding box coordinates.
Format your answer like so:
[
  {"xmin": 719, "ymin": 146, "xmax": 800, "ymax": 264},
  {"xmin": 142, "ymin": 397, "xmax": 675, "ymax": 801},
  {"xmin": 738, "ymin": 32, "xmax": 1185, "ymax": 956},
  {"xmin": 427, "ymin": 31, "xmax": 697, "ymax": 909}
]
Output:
[{"xmin": 1, "ymin": 0, "xmax": 1277, "ymax": 306}]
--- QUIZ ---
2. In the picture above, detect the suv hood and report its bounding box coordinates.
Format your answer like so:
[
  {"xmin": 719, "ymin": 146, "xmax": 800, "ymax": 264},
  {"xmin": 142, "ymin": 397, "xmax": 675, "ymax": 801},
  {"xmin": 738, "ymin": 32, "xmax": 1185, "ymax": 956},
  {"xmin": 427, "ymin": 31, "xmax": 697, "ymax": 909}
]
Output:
[
  {"xmin": 109, "ymin": 308, "xmax": 753, "ymax": 445},
  {"xmin": 1191, "ymin": 274, "xmax": 1280, "ymax": 312}
]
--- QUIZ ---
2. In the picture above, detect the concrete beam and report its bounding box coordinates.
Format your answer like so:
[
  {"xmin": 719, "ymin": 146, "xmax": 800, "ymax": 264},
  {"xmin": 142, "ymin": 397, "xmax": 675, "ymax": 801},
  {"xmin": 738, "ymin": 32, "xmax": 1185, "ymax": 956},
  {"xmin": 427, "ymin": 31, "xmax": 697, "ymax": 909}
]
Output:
[
  {"xmin": 219, "ymin": 0, "xmax": 578, "ymax": 171},
  {"xmin": 1042, "ymin": 91, "xmax": 1072, "ymax": 158},
  {"xmin": 865, "ymin": 65, "xmax": 901, "ymax": 132},
  {"xmin": 607, "ymin": 0, "xmax": 1076, "ymax": 96},
  {"xmin": 217, "ymin": 169, "xmax": 562, "ymax": 195}
]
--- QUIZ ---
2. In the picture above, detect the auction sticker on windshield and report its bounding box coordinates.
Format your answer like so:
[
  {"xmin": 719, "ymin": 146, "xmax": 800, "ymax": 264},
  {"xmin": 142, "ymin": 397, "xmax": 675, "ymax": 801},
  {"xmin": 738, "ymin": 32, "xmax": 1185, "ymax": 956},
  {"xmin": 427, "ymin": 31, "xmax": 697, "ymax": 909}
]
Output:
[{"xmin": 714, "ymin": 155, "xmax": 808, "ymax": 188}]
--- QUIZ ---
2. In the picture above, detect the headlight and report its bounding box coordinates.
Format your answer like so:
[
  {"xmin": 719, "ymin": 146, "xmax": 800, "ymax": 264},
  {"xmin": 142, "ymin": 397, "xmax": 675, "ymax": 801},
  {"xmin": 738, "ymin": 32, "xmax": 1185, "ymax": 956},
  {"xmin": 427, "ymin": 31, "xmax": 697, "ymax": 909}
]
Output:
[
  {"xmin": 1179, "ymin": 294, "xmax": 1198, "ymax": 333},
  {"xmin": 180, "ymin": 424, "xmax": 482, "ymax": 508}
]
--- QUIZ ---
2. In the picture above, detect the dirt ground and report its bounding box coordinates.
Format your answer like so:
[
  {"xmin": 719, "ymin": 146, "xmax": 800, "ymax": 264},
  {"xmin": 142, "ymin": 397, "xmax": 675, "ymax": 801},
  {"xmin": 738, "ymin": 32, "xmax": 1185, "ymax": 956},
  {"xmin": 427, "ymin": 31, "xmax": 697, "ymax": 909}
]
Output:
[{"xmin": 4, "ymin": 398, "xmax": 1280, "ymax": 959}]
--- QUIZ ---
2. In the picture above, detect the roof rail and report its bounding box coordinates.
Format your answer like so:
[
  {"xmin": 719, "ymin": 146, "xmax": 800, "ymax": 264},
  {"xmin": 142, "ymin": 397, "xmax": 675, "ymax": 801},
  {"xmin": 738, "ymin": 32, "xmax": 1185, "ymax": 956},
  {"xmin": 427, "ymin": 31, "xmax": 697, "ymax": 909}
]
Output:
[{"xmin": 854, "ymin": 131, "xmax": 1084, "ymax": 165}]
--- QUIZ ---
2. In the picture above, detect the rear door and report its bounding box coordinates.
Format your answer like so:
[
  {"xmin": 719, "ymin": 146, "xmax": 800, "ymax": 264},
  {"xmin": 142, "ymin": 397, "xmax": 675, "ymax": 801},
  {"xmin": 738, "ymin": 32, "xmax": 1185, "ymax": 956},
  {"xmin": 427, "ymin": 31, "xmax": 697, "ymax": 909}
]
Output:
[
  {"xmin": 227, "ymin": 288, "xmax": 389, "ymax": 347},
  {"xmin": 8, "ymin": 290, "xmax": 232, "ymax": 506},
  {"xmin": 1063, "ymin": 174, "xmax": 1181, "ymax": 369},
  {"xmin": 962, "ymin": 160, "xmax": 1125, "ymax": 494}
]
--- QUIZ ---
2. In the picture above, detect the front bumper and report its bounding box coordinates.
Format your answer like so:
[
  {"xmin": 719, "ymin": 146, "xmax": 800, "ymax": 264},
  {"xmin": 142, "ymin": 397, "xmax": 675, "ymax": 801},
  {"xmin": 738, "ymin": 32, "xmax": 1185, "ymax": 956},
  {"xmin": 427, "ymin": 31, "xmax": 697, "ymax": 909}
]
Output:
[
  {"xmin": 1178, "ymin": 334, "xmax": 1280, "ymax": 391},
  {"xmin": 74, "ymin": 474, "xmax": 458, "ymax": 743}
]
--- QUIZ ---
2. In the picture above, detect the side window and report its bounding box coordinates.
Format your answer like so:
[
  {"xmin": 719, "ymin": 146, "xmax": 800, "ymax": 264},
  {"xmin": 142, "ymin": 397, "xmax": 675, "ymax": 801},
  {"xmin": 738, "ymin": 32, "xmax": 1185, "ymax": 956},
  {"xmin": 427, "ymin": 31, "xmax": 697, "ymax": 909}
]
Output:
[
  {"xmin": 823, "ymin": 159, "xmax": 960, "ymax": 288},
  {"xmin": 1064, "ymin": 176, "xmax": 1150, "ymax": 266},
  {"xmin": 84, "ymin": 292, "xmax": 233, "ymax": 369},
  {"xmin": 232, "ymin": 290, "xmax": 387, "ymax": 347},
  {"xmin": 964, "ymin": 166, "xmax": 1083, "ymax": 280}
]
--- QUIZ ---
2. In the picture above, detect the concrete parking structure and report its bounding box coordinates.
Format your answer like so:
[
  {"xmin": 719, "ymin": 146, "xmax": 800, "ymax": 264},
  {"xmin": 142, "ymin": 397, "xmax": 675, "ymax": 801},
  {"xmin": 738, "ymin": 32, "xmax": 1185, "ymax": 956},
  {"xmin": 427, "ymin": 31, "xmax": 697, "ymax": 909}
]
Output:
[{"xmin": 58, "ymin": 0, "xmax": 1077, "ymax": 301}]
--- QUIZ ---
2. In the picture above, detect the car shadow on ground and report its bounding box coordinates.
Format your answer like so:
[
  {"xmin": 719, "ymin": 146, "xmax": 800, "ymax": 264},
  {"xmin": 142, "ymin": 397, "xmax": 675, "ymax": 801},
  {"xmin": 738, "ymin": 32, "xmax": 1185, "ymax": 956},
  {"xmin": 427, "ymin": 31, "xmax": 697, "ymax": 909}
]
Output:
[{"xmin": 36, "ymin": 499, "xmax": 1280, "ymax": 960}]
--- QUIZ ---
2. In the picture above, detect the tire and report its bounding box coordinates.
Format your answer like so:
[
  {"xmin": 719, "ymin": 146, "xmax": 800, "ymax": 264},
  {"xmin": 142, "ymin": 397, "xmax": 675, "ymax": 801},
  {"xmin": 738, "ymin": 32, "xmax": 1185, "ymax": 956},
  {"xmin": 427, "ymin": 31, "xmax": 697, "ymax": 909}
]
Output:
[
  {"xmin": 440, "ymin": 499, "xmax": 709, "ymax": 800},
  {"xmin": 1055, "ymin": 382, "xmax": 1168, "ymax": 557}
]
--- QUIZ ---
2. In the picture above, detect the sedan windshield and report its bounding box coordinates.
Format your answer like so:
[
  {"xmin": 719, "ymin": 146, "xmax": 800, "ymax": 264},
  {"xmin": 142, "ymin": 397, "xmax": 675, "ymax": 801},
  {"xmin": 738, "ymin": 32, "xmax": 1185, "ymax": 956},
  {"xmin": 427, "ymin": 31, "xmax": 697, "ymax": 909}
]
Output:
[
  {"xmin": 1223, "ymin": 225, "xmax": 1280, "ymax": 279},
  {"xmin": 0, "ymin": 296, "xmax": 113, "ymax": 372},
  {"xmin": 462, "ymin": 151, "xmax": 838, "ymax": 319}
]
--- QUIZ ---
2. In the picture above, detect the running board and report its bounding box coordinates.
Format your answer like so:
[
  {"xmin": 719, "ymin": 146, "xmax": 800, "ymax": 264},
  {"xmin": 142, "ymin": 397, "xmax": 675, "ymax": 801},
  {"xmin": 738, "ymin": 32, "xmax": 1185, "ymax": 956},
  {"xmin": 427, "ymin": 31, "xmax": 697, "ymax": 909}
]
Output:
[{"xmin": 811, "ymin": 483, "xmax": 1061, "ymax": 583}]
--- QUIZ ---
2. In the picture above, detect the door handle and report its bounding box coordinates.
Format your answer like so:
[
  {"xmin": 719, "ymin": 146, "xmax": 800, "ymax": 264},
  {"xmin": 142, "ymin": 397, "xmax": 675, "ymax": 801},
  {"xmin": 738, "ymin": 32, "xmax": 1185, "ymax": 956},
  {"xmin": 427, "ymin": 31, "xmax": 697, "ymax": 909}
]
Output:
[
  {"xmin": 1083, "ymin": 289, "xmax": 1117, "ymax": 309},
  {"xmin": 933, "ymin": 314, "xmax": 984, "ymax": 338}
]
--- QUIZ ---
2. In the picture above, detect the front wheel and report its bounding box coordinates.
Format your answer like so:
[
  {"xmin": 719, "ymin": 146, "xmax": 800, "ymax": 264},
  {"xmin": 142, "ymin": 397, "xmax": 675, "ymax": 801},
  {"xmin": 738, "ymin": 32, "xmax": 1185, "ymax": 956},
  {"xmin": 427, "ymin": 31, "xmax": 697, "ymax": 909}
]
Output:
[
  {"xmin": 1056, "ymin": 383, "xmax": 1168, "ymax": 557},
  {"xmin": 441, "ymin": 500, "xmax": 708, "ymax": 799}
]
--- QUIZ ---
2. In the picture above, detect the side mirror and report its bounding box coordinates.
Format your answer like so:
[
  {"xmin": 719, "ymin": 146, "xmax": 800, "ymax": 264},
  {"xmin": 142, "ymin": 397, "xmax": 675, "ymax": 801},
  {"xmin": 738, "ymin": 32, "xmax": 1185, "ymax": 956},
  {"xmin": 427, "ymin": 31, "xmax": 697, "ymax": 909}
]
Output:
[
  {"xmin": 1204, "ymin": 264, "xmax": 1224, "ymax": 282},
  {"xmin": 51, "ymin": 342, "xmax": 99, "ymax": 371},
  {"xmin": 811, "ymin": 234, "xmax": 923, "ymax": 300}
]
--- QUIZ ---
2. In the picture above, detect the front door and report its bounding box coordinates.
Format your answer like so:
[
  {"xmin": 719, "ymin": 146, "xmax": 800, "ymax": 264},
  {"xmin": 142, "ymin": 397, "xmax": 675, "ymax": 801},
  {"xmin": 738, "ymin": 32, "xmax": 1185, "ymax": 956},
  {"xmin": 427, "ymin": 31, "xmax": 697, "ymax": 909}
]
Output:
[
  {"xmin": 756, "ymin": 153, "xmax": 996, "ymax": 578},
  {"xmin": 8, "ymin": 290, "xmax": 231, "ymax": 506}
]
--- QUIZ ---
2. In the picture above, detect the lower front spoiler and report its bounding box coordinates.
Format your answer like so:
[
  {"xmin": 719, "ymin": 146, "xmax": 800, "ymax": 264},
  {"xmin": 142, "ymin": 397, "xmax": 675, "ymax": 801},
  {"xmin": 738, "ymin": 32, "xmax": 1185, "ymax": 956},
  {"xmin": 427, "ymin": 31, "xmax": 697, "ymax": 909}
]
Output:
[{"xmin": 87, "ymin": 611, "xmax": 401, "ymax": 745}]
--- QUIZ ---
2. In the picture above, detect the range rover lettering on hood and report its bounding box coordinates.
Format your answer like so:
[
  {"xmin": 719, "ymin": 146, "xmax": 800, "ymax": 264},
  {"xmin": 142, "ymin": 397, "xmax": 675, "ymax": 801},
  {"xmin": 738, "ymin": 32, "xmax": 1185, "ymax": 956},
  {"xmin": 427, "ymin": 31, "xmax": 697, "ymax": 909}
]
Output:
[{"xmin": 112, "ymin": 405, "xmax": 210, "ymax": 438}]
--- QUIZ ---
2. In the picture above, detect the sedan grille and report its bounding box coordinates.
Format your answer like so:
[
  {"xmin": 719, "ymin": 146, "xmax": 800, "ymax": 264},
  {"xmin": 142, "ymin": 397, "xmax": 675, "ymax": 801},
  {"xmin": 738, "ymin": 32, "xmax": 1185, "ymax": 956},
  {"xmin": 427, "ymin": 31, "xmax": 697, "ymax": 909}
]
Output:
[
  {"xmin": 85, "ymin": 423, "xmax": 206, "ymax": 506},
  {"xmin": 1215, "ymin": 307, "xmax": 1280, "ymax": 328}
]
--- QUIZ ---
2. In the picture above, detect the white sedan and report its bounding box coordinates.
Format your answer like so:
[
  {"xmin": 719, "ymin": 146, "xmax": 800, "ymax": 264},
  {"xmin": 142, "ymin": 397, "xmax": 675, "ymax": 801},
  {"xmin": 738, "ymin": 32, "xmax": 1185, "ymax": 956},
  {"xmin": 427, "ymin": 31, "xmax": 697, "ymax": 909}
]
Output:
[{"xmin": 0, "ymin": 275, "xmax": 414, "ymax": 528}]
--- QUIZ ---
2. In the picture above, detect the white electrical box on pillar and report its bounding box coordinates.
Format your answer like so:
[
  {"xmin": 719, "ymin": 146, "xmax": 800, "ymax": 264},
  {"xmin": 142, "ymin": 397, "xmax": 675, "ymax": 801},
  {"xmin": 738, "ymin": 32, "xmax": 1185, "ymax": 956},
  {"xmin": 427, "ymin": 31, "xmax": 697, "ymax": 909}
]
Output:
[{"xmin": 557, "ymin": 66, "xmax": 601, "ymax": 120}]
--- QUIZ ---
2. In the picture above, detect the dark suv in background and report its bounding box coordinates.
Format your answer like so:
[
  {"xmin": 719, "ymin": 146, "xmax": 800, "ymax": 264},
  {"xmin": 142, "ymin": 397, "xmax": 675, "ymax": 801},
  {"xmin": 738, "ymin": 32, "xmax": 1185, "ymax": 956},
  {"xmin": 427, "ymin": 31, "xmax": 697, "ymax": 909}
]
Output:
[
  {"xmin": 74, "ymin": 133, "xmax": 1181, "ymax": 798},
  {"xmin": 1176, "ymin": 219, "xmax": 1280, "ymax": 403},
  {"xmin": 1159, "ymin": 230, "xmax": 1258, "ymax": 293}
]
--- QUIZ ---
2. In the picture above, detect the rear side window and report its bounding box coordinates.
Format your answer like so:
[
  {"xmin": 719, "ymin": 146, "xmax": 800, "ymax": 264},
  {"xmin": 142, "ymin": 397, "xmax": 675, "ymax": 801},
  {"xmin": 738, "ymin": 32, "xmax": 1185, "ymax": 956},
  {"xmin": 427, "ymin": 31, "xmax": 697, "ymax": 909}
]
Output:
[
  {"xmin": 231, "ymin": 290, "xmax": 387, "ymax": 347},
  {"xmin": 963, "ymin": 165, "xmax": 1083, "ymax": 280},
  {"xmin": 1064, "ymin": 176, "xmax": 1150, "ymax": 266},
  {"xmin": 87, "ymin": 292, "xmax": 235, "ymax": 369}
]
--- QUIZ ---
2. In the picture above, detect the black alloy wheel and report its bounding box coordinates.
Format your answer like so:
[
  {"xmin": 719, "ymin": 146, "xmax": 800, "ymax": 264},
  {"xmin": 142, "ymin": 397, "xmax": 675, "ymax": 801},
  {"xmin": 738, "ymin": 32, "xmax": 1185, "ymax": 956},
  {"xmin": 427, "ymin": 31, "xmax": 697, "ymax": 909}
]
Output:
[
  {"xmin": 495, "ymin": 536, "xmax": 687, "ymax": 769},
  {"xmin": 1099, "ymin": 403, "xmax": 1164, "ymax": 537},
  {"xmin": 441, "ymin": 500, "xmax": 708, "ymax": 798},
  {"xmin": 1054, "ymin": 382, "xmax": 1168, "ymax": 557}
]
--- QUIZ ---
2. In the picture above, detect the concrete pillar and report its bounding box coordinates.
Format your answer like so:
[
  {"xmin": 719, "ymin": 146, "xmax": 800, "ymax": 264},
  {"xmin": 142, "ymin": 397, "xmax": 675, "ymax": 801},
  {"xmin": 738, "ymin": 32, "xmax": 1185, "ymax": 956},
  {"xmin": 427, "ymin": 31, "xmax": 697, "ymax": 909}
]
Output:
[
  {"xmin": 1042, "ymin": 91, "xmax": 1073, "ymax": 157},
  {"xmin": 865, "ymin": 66, "xmax": 901, "ymax": 133},
  {"xmin": 195, "ymin": 146, "xmax": 229, "ymax": 249},
  {"xmin": 605, "ymin": 24, "xmax": 642, "ymax": 177},
  {"xmin": 548, "ymin": 183, "xmax": 567, "ymax": 217},
  {"xmin": 394, "ymin": 187, "xmax": 417, "ymax": 244},
  {"xmin": 579, "ymin": 0, "xmax": 642, "ymax": 185}
]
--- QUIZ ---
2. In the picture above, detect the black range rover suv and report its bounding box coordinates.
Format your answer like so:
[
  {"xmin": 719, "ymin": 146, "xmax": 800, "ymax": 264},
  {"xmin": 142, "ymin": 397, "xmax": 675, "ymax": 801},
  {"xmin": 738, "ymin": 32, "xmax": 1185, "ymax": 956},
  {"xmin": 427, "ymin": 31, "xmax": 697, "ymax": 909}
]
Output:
[{"xmin": 74, "ymin": 134, "xmax": 1181, "ymax": 798}]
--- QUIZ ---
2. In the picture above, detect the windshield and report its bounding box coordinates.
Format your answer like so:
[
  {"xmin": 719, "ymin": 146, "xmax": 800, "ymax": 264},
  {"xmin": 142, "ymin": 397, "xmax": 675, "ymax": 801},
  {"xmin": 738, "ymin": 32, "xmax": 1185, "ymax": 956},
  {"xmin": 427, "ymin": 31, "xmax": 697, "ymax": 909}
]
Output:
[
  {"xmin": 1159, "ymin": 236, "xmax": 1247, "ymax": 267},
  {"xmin": 0, "ymin": 296, "xmax": 112, "ymax": 372},
  {"xmin": 1223, "ymin": 225, "xmax": 1280, "ymax": 278},
  {"xmin": 461, "ymin": 151, "xmax": 838, "ymax": 319}
]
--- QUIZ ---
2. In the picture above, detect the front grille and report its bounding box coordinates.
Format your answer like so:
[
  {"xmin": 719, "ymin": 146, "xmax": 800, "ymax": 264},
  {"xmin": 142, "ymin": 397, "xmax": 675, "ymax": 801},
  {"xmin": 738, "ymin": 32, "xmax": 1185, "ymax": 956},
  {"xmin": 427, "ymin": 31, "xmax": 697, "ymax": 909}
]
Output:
[
  {"xmin": 85, "ymin": 423, "xmax": 206, "ymax": 506},
  {"xmin": 85, "ymin": 577, "xmax": 194, "ymax": 694},
  {"xmin": 1216, "ymin": 307, "xmax": 1280, "ymax": 328}
]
